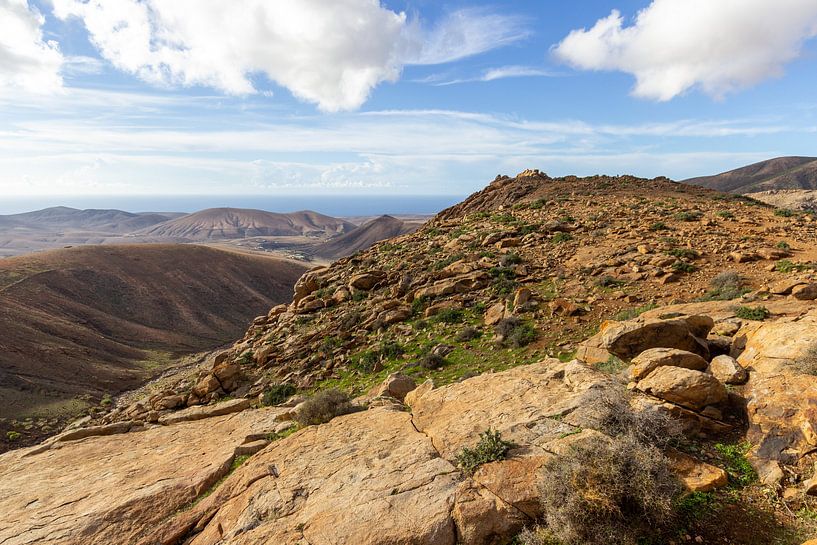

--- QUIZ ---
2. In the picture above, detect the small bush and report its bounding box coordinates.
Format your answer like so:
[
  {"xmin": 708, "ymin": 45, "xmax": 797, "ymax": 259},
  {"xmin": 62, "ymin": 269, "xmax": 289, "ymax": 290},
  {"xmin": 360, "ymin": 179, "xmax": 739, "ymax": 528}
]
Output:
[
  {"xmin": 775, "ymin": 259, "xmax": 809, "ymax": 273},
  {"xmin": 667, "ymin": 248, "xmax": 699, "ymax": 260},
  {"xmin": 671, "ymin": 261, "xmax": 696, "ymax": 273},
  {"xmin": 649, "ymin": 221, "xmax": 669, "ymax": 231},
  {"xmin": 715, "ymin": 210, "xmax": 734, "ymax": 219},
  {"xmin": 674, "ymin": 210, "xmax": 702, "ymax": 221},
  {"xmin": 775, "ymin": 208, "xmax": 795, "ymax": 217},
  {"xmin": 611, "ymin": 303, "xmax": 657, "ymax": 321},
  {"xmin": 6, "ymin": 431, "xmax": 20, "ymax": 441},
  {"xmin": 596, "ymin": 354, "xmax": 627, "ymax": 375},
  {"xmin": 294, "ymin": 389, "xmax": 356, "ymax": 426},
  {"xmin": 734, "ymin": 305, "xmax": 769, "ymax": 321},
  {"xmin": 539, "ymin": 433, "xmax": 680, "ymax": 545},
  {"xmin": 515, "ymin": 527, "xmax": 561, "ymax": 545},
  {"xmin": 489, "ymin": 266, "xmax": 517, "ymax": 295},
  {"xmin": 776, "ymin": 241, "xmax": 791, "ymax": 250},
  {"xmin": 236, "ymin": 350, "xmax": 254, "ymax": 365},
  {"xmin": 793, "ymin": 344, "xmax": 817, "ymax": 376},
  {"xmin": 700, "ymin": 271, "xmax": 748, "ymax": 301},
  {"xmin": 494, "ymin": 317, "xmax": 537, "ymax": 348},
  {"xmin": 379, "ymin": 340, "xmax": 405, "ymax": 359},
  {"xmin": 456, "ymin": 326, "xmax": 482, "ymax": 342},
  {"xmin": 419, "ymin": 352, "xmax": 446, "ymax": 370},
  {"xmin": 262, "ymin": 383, "xmax": 296, "ymax": 406},
  {"xmin": 435, "ymin": 308, "xmax": 465, "ymax": 324},
  {"xmin": 500, "ymin": 252, "xmax": 522, "ymax": 267},
  {"xmin": 456, "ymin": 428, "xmax": 513, "ymax": 475},
  {"xmin": 552, "ymin": 232, "xmax": 572, "ymax": 244},
  {"xmin": 596, "ymin": 275, "xmax": 625, "ymax": 288},
  {"xmin": 714, "ymin": 442, "xmax": 756, "ymax": 487}
]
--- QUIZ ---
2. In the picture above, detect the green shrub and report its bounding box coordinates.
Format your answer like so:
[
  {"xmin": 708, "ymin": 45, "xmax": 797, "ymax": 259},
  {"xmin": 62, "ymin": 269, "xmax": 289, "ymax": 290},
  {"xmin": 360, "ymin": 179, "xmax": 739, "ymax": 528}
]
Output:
[
  {"xmin": 596, "ymin": 354, "xmax": 627, "ymax": 374},
  {"xmin": 379, "ymin": 340, "xmax": 405, "ymax": 359},
  {"xmin": 456, "ymin": 429, "xmax": 513, "ymax": 475},
  {"xmin": 435, "ymin": 308, "xmax": 465, "ymax": 324},
  {"xmin": 775, "ymin": 208, "xmax": 795, "ymax": 217},
  {"xmin": 552, "ymin": 232, "xmax": 572, "ymax": 244},
  {"xmin": 713, "ymin": 442, "xmax": 756, "ymax": 487},
  {"xmin": 667, "ymin": 248, "xmax": 699, "ymax": 260},
  {"xmin": 236, "ymin": 350, "xmax": 254, "ymax": 365},
  {"xmin": 734, "ymin": 305, "xmax": 769, "ymax": 321},
  {"xmin": 649, "ymin": 221, "xmax": 669, "ymax": 231},
  {"xmin": 489, "ymin": 266, "xmax": 517, "ymax": 295},
  {"xmin": 775, "ymin": 259, "xmax": 809, "ymax": 273},
  {"xmin": 500, "ymin": 252, "xmax": 522, "ymax": 266},
  {"xmin": 411, "ymin": 296, "xmax": 428, "ymax": 316},
  {"xmin": 699, "ymin": 271, "xmax": 748, "ymax": 301},
  {"xmin": 671, "ymin": 261, "xmax": 696, "ymax": 273},
  {"xmin": 674, "ymin": 211, "xmax": 703, "ymax": 221},
  {"xmin": 419, "ymin": 352, "xmax": 446, "ymax": 370},
  {"xmin": 262, "ymin": 383, "xmax": 297, "ymax": 406},
  {"xmin": 294, "ymin": 389, "xmax": 357, "ymax": 426},
  {"xmin": 494, "ymin": 317, "xmax": 537, "ymax": 348},
  {"xmin": 6, "ymin": 431, "xmax": 20, "ymax": 441},
  {"xmin": 612, "ymin": 303, "xmax": 658, "ymax": 321},
  {"xmin": 715, "ymin": 210, "xmax": 734, "ymax": 219},
  {"xmin": 776, "ymin": 241, "xmax": 791, "ymax": 250}
]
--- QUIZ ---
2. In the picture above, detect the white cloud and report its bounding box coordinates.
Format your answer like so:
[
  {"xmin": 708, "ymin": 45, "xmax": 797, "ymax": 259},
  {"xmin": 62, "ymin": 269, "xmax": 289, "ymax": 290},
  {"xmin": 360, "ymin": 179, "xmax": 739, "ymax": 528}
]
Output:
[
  {"xmin": 0, "ymin": 0, "xmax": 63, "ymax": 94},
  {"xmin": 554, "ymin": 0, "xmax": 817, "ymax": 101},
  {"xmin": 51, "ymin": 1, "xmax": 525, "ymax": 111},
  {"xmin": 481, "ymin": 65, "xmax": 553, "ymax": 81},
  {"xmin": 401, "ymin": 8, "xmax": 529, "ymax": 65}
]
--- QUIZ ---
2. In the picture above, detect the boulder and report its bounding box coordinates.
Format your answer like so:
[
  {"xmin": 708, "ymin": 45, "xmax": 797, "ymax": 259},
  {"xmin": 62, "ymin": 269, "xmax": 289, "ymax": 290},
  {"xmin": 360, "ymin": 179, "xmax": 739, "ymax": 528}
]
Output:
[
  {"xmin": 368, "ymin": 373, "xmax": 417, "ymax": 402},
  {"xmin": 666, "ymin": 450, "xmax": 729, "ymax": 492},
  {"xmin": 377, "ymin": 306, "xmax": 412, "ymax": 326},
  {"xmin": 349, "ymin": 270, "xmax": 387, "ymax": 290},
  {"xmin": 577, "ymin": 314, "xmax": 713, "ymax": 363},
  {"xmin": 708, "ymin": 355, "xmax": 748, "ymax": 385},
  {"xmin": 512, "ymin": 287, "xmax": 531, "ymax": 307},
  {"xmin": 792, "ymin": 283, "xmax": 817, "ymax": 300},
  {"xmin": 628, "ymin": 348, "xmax": 708, "ymax": 381},
  {"xmin": 483, "ymin": 302, "xmax": 507, "ymax": 326},
  {"xmin": 636, "ymin": 367, "xmax": 727, "ymax": 411},
  {"xmin": 414, "ymin": 272, "xmax": 489, "ymax": 300},
  {"xmin": 770, "ymin": 278, "xmax": 807, "ymax": 295}
]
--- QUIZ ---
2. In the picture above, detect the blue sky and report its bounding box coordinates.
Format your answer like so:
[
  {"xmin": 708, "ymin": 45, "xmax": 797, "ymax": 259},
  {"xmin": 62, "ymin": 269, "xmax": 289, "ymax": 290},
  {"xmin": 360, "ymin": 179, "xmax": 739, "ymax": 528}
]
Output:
[{"xmin": 2, "ymin": 0, "xmax": 817, "ymax": 199}]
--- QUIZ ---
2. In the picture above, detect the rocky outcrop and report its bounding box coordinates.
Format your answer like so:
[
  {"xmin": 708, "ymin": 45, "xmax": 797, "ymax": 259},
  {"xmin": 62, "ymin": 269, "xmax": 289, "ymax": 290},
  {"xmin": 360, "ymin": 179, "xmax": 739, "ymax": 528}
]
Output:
[{"xmin": 0, "ymin": 407, "xmax": 286, "ymax": 545}]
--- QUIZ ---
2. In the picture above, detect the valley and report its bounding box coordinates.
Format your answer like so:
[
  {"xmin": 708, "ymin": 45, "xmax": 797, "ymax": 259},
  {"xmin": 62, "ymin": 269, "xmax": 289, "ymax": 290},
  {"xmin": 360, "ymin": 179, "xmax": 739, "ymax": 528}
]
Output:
[{"xmin": 0, "ymin": 244, "xmax": 307, "ymax": 448}]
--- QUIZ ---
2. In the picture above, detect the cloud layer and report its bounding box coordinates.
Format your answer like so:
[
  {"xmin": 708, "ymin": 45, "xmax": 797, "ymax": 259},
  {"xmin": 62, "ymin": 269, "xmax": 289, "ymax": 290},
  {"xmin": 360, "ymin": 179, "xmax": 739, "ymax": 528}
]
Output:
[
  {"xmin": 0, "ymin": 0, "xmax": 63, "ymax": 94},
  {"xmin": 554, "ymin": 0, "xmax": 817, "ymax": 101},
  {"xmin": 51, "ymin": 0, "xmax": 525, "ymax": 111}
]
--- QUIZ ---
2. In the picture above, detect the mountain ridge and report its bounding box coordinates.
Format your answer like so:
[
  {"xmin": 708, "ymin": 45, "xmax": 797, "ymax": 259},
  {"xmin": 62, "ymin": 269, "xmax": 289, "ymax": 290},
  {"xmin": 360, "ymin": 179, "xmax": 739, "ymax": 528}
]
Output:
[{"xmin": 683, "ymin": 156, "xmax": 817, "ymax": 193}]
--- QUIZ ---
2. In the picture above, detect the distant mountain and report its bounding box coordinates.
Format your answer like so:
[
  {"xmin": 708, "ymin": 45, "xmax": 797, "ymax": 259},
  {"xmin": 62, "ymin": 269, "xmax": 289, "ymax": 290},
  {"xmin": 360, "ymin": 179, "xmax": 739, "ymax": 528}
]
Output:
[
  {"xmin": 0, "ymin": 206, "xmax": 181, "ymax": 233},
  {"xmin": 313, "ymin": 215, "xmax": 420, "ymax": 259},
  {"xmin": 683, "ymin": 156, "xmax": 817, "ymax": 193},
  {"xmin": 0, "ymin": 244, "xmax": 307, "ymax": 430},
  {"xmin": 139, "ymin": 208, "xmax": 356, "ymax": 241}
]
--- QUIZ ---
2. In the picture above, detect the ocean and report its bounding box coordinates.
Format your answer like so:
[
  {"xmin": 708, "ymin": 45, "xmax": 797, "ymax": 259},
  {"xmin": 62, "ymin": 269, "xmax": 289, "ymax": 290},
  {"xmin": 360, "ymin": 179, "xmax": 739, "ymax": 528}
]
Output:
[{"xmin": 0, "ymin": 195, "xmax": 465, "ymax": 217}]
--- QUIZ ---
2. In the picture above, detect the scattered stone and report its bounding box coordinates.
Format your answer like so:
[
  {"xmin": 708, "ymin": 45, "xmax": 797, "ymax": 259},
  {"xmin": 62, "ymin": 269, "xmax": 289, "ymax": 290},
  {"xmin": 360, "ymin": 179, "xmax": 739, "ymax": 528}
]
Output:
[
  {"xmin": 708, "ymin": 355, "xmax": 748, "ymax": 385},
  {"xmin": 636, "ymin": 367, "xmax": 727, "ymax": 411}
]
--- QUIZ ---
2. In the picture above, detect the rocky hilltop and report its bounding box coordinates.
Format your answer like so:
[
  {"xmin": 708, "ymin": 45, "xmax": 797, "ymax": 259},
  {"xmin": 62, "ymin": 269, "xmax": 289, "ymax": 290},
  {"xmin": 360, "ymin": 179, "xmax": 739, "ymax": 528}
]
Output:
[{"xmin": 2, "ymin": 171, "xmax": 817, "ymax": 545}]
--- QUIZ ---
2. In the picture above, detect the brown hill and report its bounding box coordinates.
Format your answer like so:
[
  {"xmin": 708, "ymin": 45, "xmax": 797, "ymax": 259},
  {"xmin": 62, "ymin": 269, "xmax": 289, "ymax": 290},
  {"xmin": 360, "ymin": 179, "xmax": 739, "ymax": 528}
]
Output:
[
  {"xmin": 140, "ymin": 208, "xmax": 356, "ymax": 241},
  {"xmin": 312, "ymin": 215, "xmax": 420, "ymax": 259},
  {"xmin": 0, "ymin": 244, "xmax": 306, "ymax": 433},
  {"xmin": 683, "ymin": 156, "xmax": 817, "ymax": 193},
  {"xmin": 0, "ymin": 206, "xmax": 181, "ymax": 232}
]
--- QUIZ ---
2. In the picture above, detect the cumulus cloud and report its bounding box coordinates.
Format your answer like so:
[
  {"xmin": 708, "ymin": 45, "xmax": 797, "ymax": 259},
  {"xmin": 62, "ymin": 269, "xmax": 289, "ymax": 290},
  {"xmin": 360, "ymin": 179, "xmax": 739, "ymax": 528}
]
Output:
[
  {"xmin": 0, "ymin": 0, "xmax": 63, "ymax": 94},
  {"xmin": 52, "ymin": 0, "xmax": 525, "ymax": 111},
  {"xmin": 554, "ymin": 0, "xmax": 817, "ymax": 101}
]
